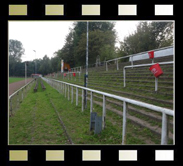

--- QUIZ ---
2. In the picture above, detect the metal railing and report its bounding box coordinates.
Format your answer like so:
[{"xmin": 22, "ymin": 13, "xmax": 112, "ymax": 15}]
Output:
[
  {"xmin": 53, "ymin": 46, "xmax": 173, "ymax": 75},
  {"xmin": 48, "ymin": 71, "xmax": 82, "ymax": 81},
  {"xmin": 106, "ymin": 46, "xmax": 173, "ymax": 71},
  {"xmin": 9, "ymin": 78, "xmax": 35, "ymax": 116},
  {"xmin": 123, "ymin": 61, "xmax": 174, "ymax": 91},
  {"xmin": 70, "ymin": 66, "xmax": 82, "ymax": 73},
  {"xmin": 42, "ymin": 77, "xmax": 174, "ymax": 145}
]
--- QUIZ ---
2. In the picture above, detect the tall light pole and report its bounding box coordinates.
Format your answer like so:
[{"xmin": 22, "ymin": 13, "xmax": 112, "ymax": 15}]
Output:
[
  {"xmin": 25, "ymin": 61, "xmax": 27, "ymax": 84},
  {"xmin": 24, "ymin": 61, "xmax": 29, "ymax": 84},
  {"xmin": 84, "ymin": 21, "xmax": 89, "ymax": 109},
  {"xmin": 33, "ymin": 50, "xmax": 36, "ymax": 74}
]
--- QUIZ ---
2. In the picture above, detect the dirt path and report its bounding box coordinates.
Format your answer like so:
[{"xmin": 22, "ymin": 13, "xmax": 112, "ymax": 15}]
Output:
[{"xmin": 9, "ymin": 78, "xmax": 34, "ymax": 96}]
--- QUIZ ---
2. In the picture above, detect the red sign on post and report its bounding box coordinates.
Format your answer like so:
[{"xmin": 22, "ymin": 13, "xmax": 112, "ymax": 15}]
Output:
[
  {"xmin": 73, "ymin": 73, "xmax": 76, "ymax": 77},
  {"xmin": 64, "ymin": 73, "xmax": 66, "ymax": 77},
  {"xmin": 149, "ymin": 63, "xmax": 163, "ymax": 78},
  {"xmin": 148, "ymin": 51, "xmax": 154, "ymax": 59}
]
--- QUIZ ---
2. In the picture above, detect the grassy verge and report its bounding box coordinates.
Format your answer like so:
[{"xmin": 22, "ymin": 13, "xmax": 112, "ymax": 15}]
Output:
[
  {"xmin": 9, "ymin": 77, "xmax": 173, "ymax": 145},
  {"xmin": 47, "ymin": 80, "xmax": 167, "ymax": 145}
]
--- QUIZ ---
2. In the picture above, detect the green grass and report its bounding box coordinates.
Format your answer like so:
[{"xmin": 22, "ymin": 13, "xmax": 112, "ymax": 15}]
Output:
[
  {"xmin": 53, "ymin": 70, "xmax": 173, "ymax": 109},
  {"xmin": 9, "ymin": 77, "xmax": 173, "ymax": 145},
  {"xmin": 9, "ymin": 79, "xmax": 69, "ymax": 145},
  {"xmin": 9, "ymin": 77, "xmax": 25, "ymax": 84}
]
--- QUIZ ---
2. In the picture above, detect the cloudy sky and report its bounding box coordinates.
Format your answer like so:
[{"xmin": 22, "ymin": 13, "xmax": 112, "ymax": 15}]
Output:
[{"xmin": 9, "ymin": 21, "xmax": 139, "ymax": 62}]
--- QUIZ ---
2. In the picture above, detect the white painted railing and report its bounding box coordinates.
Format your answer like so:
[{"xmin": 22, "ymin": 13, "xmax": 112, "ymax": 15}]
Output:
[
  {"xmin": 42, "ymin": 77, "xmax": 174, "ymax": 145},
  {"xmin": 123, "ymin": 61, "xmax": 174, "ymax": 91},
  {"xmin": 70, "ymin": 66, "xmax": 82, "ymax": 73},
  {"xmin": 106, "ymin": 46, "xmax": 173, "ymax": 71},
  {"xmin": 9, "ymin": 79, "xmax": 35, "ymax": 116}
]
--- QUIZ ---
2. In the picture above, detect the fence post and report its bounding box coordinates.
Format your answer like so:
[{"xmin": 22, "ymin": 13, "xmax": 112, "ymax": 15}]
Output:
[
  {"xmin": 155, "ymin": 77, "xmax": 158, "ymax": 92},
  {"xmin": 60, "ymin": 82, "xmax": 62, "ymax": 93},
  {"xmin": 25, "ymin": 86, "xmax": 27, "ymax": 96},
  {"xmin": 22, "ymin": 89, "xmax": 23, "ymax": 101},
  {"xmin": 68, "ymin": 85, "xmax": 70, "ymax": 100},
  {"xmin": 161, "ymin": 112, "xmax": 168, "ymax": 145},
  {"xmin": 10, "ymin": 98, "xmax": 12, "ymax": 116},
  {"xmin": 102, "ymin": 95, "xmax": 106, "ymax": 129},
  {"xmin": 65, "ymin": 84, "xmax": 66, "ymax": 98},
  {"xmin": 122, "ymin": 101, "xmax": 128, "ymax": 145},
  {"xmin": 90, "ymin": 91, "xmax": 93, "ymax": 113},
  {"xmin": 71, "ymin": 86, "xmax": 73, "ymax": 103},
  {"xmin": 117, "ymin": 60, "xmax": 119, "ymax": 70},
  {"xmin": 82, "ymin": 89, "xmax": 84, "ymax": 112},
  {"xmin": 106, "ymin": 62, "xmax": 108, "ymax": 71},
  {"xmin": 17, "ymin": 92, "xmax": 19, "ymax": 109},
  {"xmin": 123, "ymin": 68, "xmax": 126, "ymax": 87},
  {"xmin": 76, "ymin": 87, "xmax": 78, "ymax": 106},
  {"xmin": 131, "ymin": 56, "xmax": 133, "ymax": 68}
]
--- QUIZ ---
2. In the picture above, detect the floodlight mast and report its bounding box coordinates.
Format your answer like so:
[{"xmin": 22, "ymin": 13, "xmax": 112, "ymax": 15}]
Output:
[
  {"xmin": 24, "ymin": 61, "xmax": 29, "ymax": 84},
  {"xmin": 84, "ymin": 21, "xmax": 89, "ymax": 109},
  {"xmin": 25, "ymin": 61, "xmax": 27, "ymax": 84}
]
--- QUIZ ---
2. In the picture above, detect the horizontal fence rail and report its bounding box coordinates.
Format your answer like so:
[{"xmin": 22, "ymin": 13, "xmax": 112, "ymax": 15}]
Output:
[
  {"xmin": 48, "ymin": 46, "xmax": 173, "ymax": 76},
  {"xmin": 9, "ymin": 78, "xmax": 35, "ymax": 116},
  {"xmin": 42, "ymin": 77, "xmax": 174, "ymax": 145},
  {"xmin": 106, "ymin": 46, "xmax": 173, "ymax": 71},
  {"xmin": 123, "ymin": 61, "xmax": 174, "ymax": 91},
  {"xmin": 9, "ymin": 79, "xmax": 35, "ymax": 99}
]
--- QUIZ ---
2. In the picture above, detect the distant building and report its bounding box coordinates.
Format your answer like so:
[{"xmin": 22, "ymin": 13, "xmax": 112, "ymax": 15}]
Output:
[{"xmin": 31, "ymin": 74, "xmax": 42, "ymax": 78}]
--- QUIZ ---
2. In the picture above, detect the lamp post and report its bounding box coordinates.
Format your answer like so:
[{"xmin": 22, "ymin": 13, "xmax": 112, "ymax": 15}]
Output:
[
  {"xmin": 24, "ymin": 61, "xmax": 29, "ymax": 84},
  {"xmin": 84, "ymin": 21, "xmax": 89, "ymax": 109},
  {"xmin": 33, "ymin": 50, "xmax": 36, "ymax": 74}
]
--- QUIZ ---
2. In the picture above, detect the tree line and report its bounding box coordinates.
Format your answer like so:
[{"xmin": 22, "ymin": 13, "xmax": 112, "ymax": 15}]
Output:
[{"xmin": 9, "ymin": 21, "xmax": 173, "ymax": 77}]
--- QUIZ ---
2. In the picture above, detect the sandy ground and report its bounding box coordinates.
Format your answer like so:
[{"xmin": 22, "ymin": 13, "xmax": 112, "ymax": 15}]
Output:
[{"xmin": 9, "ymin": 78, "xmax": 34, "ymax": 96}]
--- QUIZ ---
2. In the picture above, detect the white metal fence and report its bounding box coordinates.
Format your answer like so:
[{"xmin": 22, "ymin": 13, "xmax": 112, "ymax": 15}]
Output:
[
  {"xmin": 9, "ymin": 79, "xmax": 35, "ymax": 116},
  {"xmin": 106, "ymin": 46, "xmax": 173, "ymax": 71},
  {"xmin": 123, "ymin": 61, "xmax": 174, "ymax": 91},
  {"xmin": 106, "ymin": 46, "xmax": 174, "ymax": 71},
  {"xmin": 42, "ymin": 77, "xmax": 174, "ymax": 145},
  {"xmin": 52, "ymin": 46, "xmax": 173, "ymax": 75}
]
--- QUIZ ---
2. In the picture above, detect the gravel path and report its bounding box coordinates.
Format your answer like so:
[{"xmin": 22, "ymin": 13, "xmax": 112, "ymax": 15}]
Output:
[{"xmin": 9, "ymin": 78, "xmax": 34, "ymax": 96}]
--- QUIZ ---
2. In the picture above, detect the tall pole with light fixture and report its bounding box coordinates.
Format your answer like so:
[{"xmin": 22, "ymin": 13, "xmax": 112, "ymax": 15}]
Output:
[
  {"xmin": 25, "ymin": 61, "xmax": 27, "ymax": 84},
  {"xmin": 84, "ymin": 21, "xmax": 89, "ymax": 109},
  {"xmin": 24, "ymin": 61, "xmax": 29, "ymax": 84}
]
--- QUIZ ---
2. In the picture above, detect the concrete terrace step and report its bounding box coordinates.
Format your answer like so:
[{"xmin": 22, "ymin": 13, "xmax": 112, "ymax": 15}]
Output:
[
  {"xmin": 90, "ymin": 68, "xmax": 173, "ymax": 76},
  {"xmin": 108, "ymin": 62, "xmax": 173, "ymax": 70},
  {"xmin": 88, "ymin": 75, "xmax": 173, "ymax": 80},
  {"xmin": 88, "ymin": 85, "xmax": 173, "ymax": 108},
  {"xmin": 88, "ymin": 82, "xmax": 173, "ymax": 97},
  {"xmin": 88, "ymin": 78, "xmax": 173, "ymax": 86},
  {"xmin": 88, "ymin": 55, "xmax": 173, "ymax": 72},
  {"xmin": 93, "ymin": 99, "xmax": 173, "ymax": 141},
  {"xmin": 52, "ymin": 79, "xmax": 174, "ymax": 143},
  {"xmin": 62, "ymin": 87, "xmax": 174, "ymax": 142},
  {"xmin": 94, "ymin": 70, "xmax": 173, "ymax": 75},
  {"xmin": 93, "ymin": 94, "xmax": 173, "ymax": 127},
  {"xmin": 88, "ymin": 80, "xmax": 173, "ymax": 91}
]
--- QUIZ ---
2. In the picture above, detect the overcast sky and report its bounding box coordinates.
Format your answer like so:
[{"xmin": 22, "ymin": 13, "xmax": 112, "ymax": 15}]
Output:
[{"xmin": 9, "ymin": 21, "xmax": 139, "ymax": 62}]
